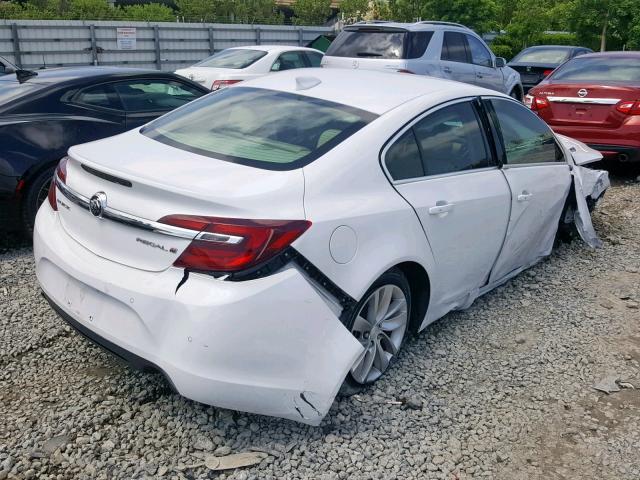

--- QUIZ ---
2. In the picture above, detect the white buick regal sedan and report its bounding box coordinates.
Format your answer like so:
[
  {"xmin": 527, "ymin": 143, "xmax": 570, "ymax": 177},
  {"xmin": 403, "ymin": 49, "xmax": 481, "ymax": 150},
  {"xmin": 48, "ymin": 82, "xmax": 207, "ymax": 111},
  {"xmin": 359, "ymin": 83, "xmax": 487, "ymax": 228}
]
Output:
[{"xmin": 34, "ymin": 69, "xmax": 609, "ymax": 425}]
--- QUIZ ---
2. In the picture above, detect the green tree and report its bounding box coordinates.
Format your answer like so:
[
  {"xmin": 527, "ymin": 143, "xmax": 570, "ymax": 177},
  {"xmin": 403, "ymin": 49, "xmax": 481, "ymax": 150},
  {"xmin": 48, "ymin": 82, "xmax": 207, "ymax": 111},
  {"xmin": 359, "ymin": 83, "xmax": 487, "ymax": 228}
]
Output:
[
  {"xmin": 339, "ymin": 0, "xmax": 369, "ymax": 22},
  {"xmin": 568, "ymin": 0, "xmax": 640, "ymax": 51},
  {"xmin": 292, "ymin": 0, "xmax": 331, "ymax": 25},
  {"xmin": 175, "ymin": 0, "xmax": 217, "ymax": 22},
  {"xmin": 219, "ymin": 0, "xmax": 282, "ymax": 24},
  {"xmin": 123, "ymin": 3, "xmax": 174, "ymax": 21}
]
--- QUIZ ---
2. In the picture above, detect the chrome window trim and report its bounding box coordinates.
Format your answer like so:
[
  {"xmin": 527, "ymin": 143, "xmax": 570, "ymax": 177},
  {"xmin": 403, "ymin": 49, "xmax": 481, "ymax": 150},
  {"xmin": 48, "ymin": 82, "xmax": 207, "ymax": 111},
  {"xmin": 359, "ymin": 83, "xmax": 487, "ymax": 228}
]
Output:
[
  {"xmin": 393, "ymin": 166, "xmax": 499, "ymax": 185},
  {"xmin": 547, "ymin": 96, "xmax": 620, "ymax": 105},
  {"xmin": 54, "ymin": 175, "xmax": 243, "ymax": 245},
  {"xmin": 501, "ymin": 162, "xmax": 569, "ymax": 169}
]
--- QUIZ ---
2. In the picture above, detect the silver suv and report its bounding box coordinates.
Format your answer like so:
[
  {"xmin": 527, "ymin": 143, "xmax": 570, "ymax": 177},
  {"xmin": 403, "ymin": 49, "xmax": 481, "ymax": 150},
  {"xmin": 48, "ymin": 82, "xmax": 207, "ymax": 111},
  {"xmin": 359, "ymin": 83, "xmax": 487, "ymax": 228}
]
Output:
[{"xmin": 322, "ymin": 21, "xmax": 523, "ymax": 100}]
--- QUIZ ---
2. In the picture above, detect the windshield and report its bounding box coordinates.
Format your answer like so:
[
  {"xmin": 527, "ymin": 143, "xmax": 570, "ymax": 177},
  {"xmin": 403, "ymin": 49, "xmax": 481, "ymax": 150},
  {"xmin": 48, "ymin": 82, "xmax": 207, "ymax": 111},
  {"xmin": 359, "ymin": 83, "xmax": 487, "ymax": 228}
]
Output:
[
  {"xmin": 142, "ymin": 87, "xmax": 377, "ymax": 170},
  {"xmin": 0, "ymin": 82, "xmax": 43, "ymax": 104},
  {"xmin": 325, "ymin": 29, "xmax": 433, "ymax": 59},
  {"xmin": 513, "ymin": 47, "xmax": 571, "ymax": 64},
  {"xmin": 550, "ymin": 56, "xmax": 640, "ymax": 82},
  {"xmin": 195, "ymin": 49, "xmax": 268, "ymax": 69}
]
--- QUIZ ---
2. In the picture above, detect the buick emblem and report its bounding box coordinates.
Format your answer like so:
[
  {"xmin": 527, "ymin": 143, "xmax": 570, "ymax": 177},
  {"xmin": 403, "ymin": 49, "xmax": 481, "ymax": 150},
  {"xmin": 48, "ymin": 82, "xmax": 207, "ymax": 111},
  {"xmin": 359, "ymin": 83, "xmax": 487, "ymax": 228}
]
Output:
[
  {"xmin": 578, "ymin": 88, "xmax": 588, "ymax": 98},
  {"xmin": 89, "ymin": 192, "xmax": 107, "ymax": 218}
]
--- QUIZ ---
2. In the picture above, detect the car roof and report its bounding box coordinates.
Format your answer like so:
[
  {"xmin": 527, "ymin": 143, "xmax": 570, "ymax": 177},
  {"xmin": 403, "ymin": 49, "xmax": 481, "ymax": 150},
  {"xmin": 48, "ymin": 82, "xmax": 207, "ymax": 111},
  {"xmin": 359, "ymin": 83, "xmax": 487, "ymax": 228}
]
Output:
[
  {"xmin": 572, "ymin": 51, "xmax": 640, "ymax": 59},
  {"xmin": 347, "ymin": 20, "xmax": 473, "ymax": 33},
  {"xmin": 522, "ymin": 45, "xmax": 582, "ymax": 50},
  {"xmin": 237, "ymin": 67, "xmax": 503, "ymax": 115},
  {"xmin": 226, "ymin": 45, "xmax": 322, "ymax": 53},
  {"xmin": 0, "ymin": 66, "xmax": 180, "ymax": 85}
]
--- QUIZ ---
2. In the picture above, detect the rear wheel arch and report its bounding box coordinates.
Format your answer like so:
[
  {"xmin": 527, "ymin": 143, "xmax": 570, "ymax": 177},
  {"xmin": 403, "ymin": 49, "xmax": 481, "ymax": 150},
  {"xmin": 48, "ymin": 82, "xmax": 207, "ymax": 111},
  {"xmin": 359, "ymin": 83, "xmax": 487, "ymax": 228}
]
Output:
[
  {"xmin": 394, "ymin": 261, "xmax": 431, "ymax": 333},
  {"xmin": 509, "ymin": 84, "xmax": 523, "ymax": 102}
]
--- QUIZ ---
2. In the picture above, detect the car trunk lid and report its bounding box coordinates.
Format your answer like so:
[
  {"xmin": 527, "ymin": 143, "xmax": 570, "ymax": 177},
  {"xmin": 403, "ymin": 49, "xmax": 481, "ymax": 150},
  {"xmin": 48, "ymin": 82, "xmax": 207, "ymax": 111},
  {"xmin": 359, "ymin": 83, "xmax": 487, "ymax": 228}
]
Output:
[
  {"xmin": 509, "ymin": 63, "xmax": 556, "ymax": 85},
  {"xmin": 534, "ymin": 83, "xmax": 640, "ymax": 127},
  {"xmin": 57, "ymin": 131, "xmax": 306, "ymax": 272}
]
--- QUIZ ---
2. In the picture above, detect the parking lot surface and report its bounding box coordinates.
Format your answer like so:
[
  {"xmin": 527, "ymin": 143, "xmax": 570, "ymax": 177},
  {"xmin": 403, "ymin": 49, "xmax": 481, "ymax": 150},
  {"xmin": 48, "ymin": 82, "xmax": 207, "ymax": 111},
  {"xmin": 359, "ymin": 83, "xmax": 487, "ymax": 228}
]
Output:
[{"xmin": 1, "ymin": 178, "xmax": 639, "ymax": 480}]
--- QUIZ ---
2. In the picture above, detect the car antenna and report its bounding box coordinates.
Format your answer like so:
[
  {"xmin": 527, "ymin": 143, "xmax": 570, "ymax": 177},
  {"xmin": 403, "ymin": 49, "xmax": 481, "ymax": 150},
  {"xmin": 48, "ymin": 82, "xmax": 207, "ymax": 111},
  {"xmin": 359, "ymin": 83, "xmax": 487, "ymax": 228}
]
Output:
[
  {"xmin": 15, "ymin": 69, "xmax": 38, "ymax": 83},
  {"xmin": 41, "ymin": 54, "xmax": 46, "ymax": 70}
]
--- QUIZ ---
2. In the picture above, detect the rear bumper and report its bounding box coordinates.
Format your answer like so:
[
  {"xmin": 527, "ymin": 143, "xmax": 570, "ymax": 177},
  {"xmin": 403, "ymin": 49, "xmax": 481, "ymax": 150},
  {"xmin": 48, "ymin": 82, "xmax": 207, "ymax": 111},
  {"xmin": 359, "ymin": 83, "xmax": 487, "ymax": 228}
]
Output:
[
  {"xmin": 550, "ymin": 125, "xmax": 640, "ymax": 162},
  {"xmin": 586, "ymin": 144, "xmax": 640, "ymax": 162},
  {"xmin": 34, "ymin": 203, "xmax": 363, "ymax": 425}
]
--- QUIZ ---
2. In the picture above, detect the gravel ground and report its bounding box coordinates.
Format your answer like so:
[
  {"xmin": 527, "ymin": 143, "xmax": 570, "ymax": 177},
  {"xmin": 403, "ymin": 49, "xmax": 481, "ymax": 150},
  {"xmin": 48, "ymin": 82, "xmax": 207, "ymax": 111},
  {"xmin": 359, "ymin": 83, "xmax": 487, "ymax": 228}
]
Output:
[{"xmin": 1, "ymin": 176, "xmax": 639, "ymax": 480}]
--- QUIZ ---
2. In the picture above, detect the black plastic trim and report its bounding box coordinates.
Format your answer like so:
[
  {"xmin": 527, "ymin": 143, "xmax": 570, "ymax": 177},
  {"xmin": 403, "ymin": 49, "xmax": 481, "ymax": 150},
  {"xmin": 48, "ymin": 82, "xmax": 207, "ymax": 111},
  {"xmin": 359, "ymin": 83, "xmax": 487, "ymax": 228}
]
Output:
[
  {"xmin": 192, "ymin": 247, "xmax": 358, "ymax": 325},
  {"xmin": 81, "ymin": 164, "xmax": 133, "ymax": 187}
]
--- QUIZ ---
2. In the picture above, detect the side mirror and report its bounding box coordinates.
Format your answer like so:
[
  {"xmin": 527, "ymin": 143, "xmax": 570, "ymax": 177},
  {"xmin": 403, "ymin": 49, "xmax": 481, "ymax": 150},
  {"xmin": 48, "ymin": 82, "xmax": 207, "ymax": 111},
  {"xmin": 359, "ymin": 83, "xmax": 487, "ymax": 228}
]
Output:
[{"xmin": 494, "ymin": 57, "xmax": 506, "ymax": 68}]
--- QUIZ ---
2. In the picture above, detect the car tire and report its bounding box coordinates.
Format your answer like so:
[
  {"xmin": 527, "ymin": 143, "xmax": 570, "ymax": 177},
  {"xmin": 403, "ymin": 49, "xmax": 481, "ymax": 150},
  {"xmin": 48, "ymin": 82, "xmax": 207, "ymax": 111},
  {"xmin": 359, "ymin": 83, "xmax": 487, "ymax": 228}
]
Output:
[
  {"xmin": 22, "ymin": 166, "xmax": 55, "ymax": 236},
  {"xmin": 343, "ymin": 268, "xmax": 411, "ymax": 390},
  {"xmin": 509, "ymin": 87, "xmax": 523, "ymax": 102}
]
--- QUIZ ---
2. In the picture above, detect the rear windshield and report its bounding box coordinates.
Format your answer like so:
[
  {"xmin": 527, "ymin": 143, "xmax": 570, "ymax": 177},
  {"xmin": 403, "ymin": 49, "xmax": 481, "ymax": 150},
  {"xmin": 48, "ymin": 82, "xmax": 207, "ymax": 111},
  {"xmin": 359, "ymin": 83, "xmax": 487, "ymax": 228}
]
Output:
[
  {"xmin": 325, "ymin": 28, "xmax": 433, "ymax": 59},
  {"xmin": 142, "ymin": 87, "xmax": 377, "ymax": 170},
  {"xmin": 0, "ymin": 82, "xmax": 43, "ymax": 104},
  {"xmin": 512, "ymin": 47, "xmax": 571, "ymax": 64},
  {"xmin": 550, "ymin": 56, "xmax": 640, "ymax": 82},
  {"xmin": 195, "ymin": 49, "xmax": 268, "ymax": 69}
]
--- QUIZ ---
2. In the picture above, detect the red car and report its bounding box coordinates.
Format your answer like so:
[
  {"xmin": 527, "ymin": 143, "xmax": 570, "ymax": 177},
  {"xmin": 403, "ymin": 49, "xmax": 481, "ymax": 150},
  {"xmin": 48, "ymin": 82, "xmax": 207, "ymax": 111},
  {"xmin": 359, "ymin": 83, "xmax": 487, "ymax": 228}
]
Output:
[{"xmin": 526, "ymin": 52, "xmax": 640, "ymax": 163}]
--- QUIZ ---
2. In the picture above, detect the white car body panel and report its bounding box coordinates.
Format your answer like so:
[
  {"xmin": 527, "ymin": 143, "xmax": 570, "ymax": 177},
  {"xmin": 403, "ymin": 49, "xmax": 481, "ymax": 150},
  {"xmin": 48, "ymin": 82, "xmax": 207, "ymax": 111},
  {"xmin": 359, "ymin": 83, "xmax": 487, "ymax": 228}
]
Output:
[
  {"xmin": 175, "ymin": 45, "xmax": 323, "ymax": 90},
  {"xmin": 34, "ymin": 69, "xmax": 607, "ymax": 424},
  {"xmin": 489, "ymin": 163, "xmax": 572, "ymax": 282}
]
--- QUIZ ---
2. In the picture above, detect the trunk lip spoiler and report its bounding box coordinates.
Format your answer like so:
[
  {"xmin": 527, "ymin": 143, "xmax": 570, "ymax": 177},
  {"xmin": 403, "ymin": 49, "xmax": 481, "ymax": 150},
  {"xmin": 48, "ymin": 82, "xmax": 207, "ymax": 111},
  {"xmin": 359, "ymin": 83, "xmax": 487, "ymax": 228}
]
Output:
[
  {"xmin": 54, "ymin": 175, "xmax": 204, "ymax": 241},
  {"xmin": 547, "ymin": 96, "xmax": 620, "ymax": 105}
]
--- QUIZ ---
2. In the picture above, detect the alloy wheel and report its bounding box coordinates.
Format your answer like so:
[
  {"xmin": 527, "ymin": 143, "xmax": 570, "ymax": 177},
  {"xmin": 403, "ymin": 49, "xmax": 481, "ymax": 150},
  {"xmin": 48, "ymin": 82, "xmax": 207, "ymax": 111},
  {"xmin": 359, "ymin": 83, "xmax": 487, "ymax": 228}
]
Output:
[{"xmin": 349, "ymin": 284, "xmax": 408, "ymax": 384}]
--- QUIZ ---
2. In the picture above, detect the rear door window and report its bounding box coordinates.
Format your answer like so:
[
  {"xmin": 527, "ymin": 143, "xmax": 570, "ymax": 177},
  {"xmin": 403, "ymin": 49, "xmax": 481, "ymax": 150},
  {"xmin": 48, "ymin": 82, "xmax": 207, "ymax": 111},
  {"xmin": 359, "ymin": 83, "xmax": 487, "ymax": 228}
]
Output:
[
  {"xmin": 384, "ymin": 101, "xmax": 491, "ymax": 181},
  {"xmin": 142, "ymin": 86, "xmax": 377, "ymax": 170},
  {"xmin": 74, "ymin": 84, "xmax": 122, "ymax": 110},
  {"xmin": 271, "ymin": 51, "xmax": 308, "ymax": 71},
  {"xmin": 466, "ymin": 35, "xmax": 492, "ymax": 67},
  {"xmin": 413, "ymin": 102, "xmax": 490, "ymax": 175},
  {"xmin": 113, "ymin": 79, "xmax": 202, "ymax": 112},
  {"xmin": 304, "ymin": 51, "xmax": 323, "ymax": 67},
  {"xmin": 441, "ymin": 32, "xmax": 469, "ymax": 63},
  {"xmin": 406, "ymin": 31, "xmax": 434, "ymax": 58},
  {"xmin": 488, "ymin": 98, "xmax": 564, "ymax": 165}
]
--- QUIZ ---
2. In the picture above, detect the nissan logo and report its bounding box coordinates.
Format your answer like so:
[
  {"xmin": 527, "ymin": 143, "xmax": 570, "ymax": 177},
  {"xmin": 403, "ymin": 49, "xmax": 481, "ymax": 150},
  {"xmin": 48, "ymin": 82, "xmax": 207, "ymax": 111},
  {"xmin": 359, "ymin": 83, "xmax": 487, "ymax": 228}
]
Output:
[
  {"xmin": 89, "ymin": 192, "xmax": 107, "ymax": 218},
  {"xmin": 578, "ymin": 88, "xmax": 588, "ymax": 98}
]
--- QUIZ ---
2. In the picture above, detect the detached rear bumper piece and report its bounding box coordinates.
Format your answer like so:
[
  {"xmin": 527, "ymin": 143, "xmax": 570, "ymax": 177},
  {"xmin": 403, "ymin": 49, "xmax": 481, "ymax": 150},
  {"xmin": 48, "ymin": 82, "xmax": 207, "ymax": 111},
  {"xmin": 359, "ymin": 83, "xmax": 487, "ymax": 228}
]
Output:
[{"xmin": 34, "ymin": 204, "xmax": 363, "ymax": 425}]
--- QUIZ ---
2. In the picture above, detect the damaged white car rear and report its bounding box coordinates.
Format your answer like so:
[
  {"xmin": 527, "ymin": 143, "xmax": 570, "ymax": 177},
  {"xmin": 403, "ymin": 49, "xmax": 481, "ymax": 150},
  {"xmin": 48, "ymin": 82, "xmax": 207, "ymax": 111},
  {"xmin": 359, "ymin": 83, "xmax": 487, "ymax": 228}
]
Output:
[{"xmin": 34, "ymin": 69, "xmax": 609, "ymax": 425}]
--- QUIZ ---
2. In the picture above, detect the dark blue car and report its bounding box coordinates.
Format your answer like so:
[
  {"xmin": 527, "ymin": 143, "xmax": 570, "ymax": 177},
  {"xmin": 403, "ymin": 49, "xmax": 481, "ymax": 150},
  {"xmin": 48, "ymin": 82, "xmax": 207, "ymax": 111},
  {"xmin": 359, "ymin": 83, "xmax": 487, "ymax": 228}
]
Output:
[{"xmin": 0, "ymin": 67, "xmax": 208, "ymax": 234}]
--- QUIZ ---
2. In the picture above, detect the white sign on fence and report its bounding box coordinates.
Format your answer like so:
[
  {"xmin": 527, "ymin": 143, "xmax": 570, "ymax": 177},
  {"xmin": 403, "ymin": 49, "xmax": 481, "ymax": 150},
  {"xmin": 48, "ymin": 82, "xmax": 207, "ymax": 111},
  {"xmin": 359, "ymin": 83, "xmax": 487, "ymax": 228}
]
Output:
[{"xmin": 116, "ymin": 27, "xmax": 137, "ymax": 50}]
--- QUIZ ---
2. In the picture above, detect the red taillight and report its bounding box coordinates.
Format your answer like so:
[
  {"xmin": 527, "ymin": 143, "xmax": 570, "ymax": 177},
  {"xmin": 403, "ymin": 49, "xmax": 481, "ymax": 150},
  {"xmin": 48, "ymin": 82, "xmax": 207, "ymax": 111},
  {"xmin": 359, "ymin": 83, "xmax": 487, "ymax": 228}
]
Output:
[
  {"xmin": 48, "ymin": 157, "xmax": 68, "ymax": 211},
  {"xmin": 615, "ymin": 100, "xmax": 640, "ymax": 115},
  {"xmin": 542, "ymin": 69, "xmax": 554, "ymax": 77},
  {"xmin": 529, "ymin": 96, "xmax": 550, "ymax": 111},
  {"xmin": 159, "ymin": 215, "xmax": 311, "ymax": 272},
  {"xmin": 211, "ymin": 79, "xmax": 243, "ymax": 91}
]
